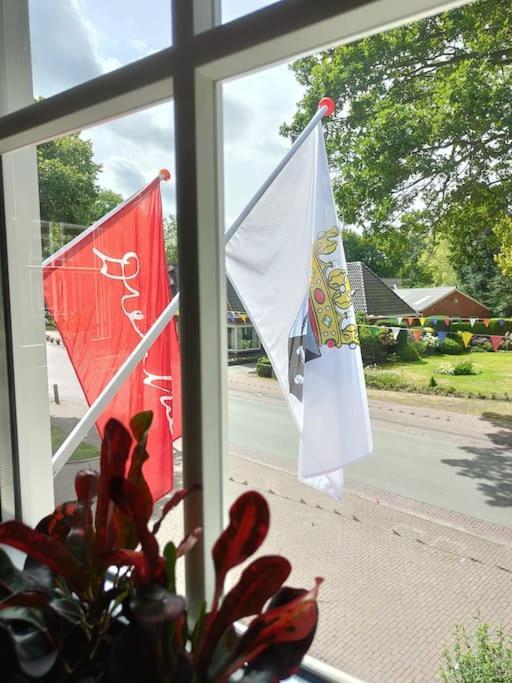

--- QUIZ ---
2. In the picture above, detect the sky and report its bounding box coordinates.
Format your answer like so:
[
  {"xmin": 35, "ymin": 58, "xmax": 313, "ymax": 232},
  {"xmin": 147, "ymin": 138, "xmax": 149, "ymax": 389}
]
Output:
[{"xmin": 28, "ymin": 0, "xmax": 305, "ymax": 224}]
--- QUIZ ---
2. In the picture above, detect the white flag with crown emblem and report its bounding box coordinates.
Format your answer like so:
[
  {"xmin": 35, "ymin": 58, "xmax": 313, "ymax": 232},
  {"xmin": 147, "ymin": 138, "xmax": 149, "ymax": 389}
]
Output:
[{"xmin": 226, "ymin": 122, "xmax": 372, "ymax": 498}]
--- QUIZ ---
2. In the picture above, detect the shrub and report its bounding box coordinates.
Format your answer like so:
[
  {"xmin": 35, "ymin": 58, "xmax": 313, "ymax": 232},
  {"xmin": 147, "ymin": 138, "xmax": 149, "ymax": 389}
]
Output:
[
  {"xmin": 359, "ymin": 327, "xmax": 388, "ymax": 365},
  {"xmin": 441, "ymin": 337, "xmax": 465, "ymax": 355},
  {"xmin": 501, "ymin": 332, "xmax": 512, "ymax": 351},
  {"xmin": 453, "ymin": 359, "xmax": 478, "ymax": 375},
  {"xmin": 471, "ymin": 336, "xmax": 493, "ymax": 353},
  {"xmin": 440, "ymin": 621, "xmax": 512, "ymax": 682},
  {"xmin": 398, "ymin": 341, "xmax": 421, "ymax": 362},
  {"xmin": 422, "ymin": 332, "xmax": 440, "ymax": 355},
  {"xmin": 364, "ymin": 369, "xmax": 406, "ymax": 390},
  {"xmin": 256, "ymin": 355, "xmax": 273, "ymax": 377},
  {"xmin": 437, "ymin": 360, "xmax": 477, "ymax": 376},
  {"xmin": 429, "ymin": 376, "xmax": 437, "ymax": 388}
]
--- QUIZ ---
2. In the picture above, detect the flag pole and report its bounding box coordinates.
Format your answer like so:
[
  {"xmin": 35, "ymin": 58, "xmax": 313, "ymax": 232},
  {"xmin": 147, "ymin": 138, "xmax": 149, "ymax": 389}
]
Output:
[{"xmin": 51, "ymin": 99, "xmax": 335, "ymax": 476}]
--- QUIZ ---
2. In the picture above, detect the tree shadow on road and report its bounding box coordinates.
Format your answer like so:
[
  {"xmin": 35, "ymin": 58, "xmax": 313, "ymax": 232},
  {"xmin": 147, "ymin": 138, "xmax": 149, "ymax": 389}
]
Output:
[{"xmin": 441, "ymin": 412, "xmax": 512, "ymax": 508}]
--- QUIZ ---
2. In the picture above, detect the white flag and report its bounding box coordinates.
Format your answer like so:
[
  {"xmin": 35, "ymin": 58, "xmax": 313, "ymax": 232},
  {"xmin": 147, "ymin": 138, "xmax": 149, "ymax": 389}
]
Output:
[{"xmin": 226, "ymin": 122, "xmax": 372, "ymax": 498}]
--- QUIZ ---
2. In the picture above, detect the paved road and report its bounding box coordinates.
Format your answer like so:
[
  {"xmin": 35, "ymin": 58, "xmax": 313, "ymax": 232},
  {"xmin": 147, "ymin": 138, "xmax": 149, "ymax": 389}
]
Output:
[
  {"xmin": 47, "ymin": 344, "xmax": 512, "ymax": 527},
  {"xmin": 228, "ymin": 390, "xmax": 512, "ymax": 528}
]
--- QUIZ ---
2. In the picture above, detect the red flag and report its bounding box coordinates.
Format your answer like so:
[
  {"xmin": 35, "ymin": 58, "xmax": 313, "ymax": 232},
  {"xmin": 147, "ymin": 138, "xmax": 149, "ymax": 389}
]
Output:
[{"xmin": 43, "ymin": 178, "xmax": 181, "ymax": 500}]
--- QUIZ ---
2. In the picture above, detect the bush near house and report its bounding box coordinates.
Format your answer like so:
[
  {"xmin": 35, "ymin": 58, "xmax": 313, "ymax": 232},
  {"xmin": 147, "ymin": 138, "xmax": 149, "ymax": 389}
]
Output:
[
  {"xmin": 359, "ymin": 327, "xmax": 389, "ymax": 365},
  {"xmin": 441, "ymin": 337, "xmax": 465, "ymax": 355},
  {"xmin": 256, "ymin": 355, "xmax": 273, "ymax": 378},
  {"xmin": 398, "ymin": 342, "xmax": 421, "ymax": 362},
  {"xmin": 501, "ymin": 332, "xmax": 512, "ymax": 350},
  {"xmin": 470, "ymin": 336, "xmax": 493, "ymax": 352}
]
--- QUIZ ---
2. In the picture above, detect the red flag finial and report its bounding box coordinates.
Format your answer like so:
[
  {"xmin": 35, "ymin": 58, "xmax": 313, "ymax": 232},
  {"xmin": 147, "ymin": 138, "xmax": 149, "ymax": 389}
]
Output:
[
  {"xmin": 318, "ymin": 97, "xmax": 335, "ymax": 117},
  {"xmin": 159, "ymin": 169, "xmax": 171, "ymax": 181}
]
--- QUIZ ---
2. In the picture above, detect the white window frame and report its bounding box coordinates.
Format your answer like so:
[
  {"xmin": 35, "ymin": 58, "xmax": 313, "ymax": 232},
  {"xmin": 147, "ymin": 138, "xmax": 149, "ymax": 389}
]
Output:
[{"xmin": 0, "ymin": 0, "xmax": 471, "ymax": 650}]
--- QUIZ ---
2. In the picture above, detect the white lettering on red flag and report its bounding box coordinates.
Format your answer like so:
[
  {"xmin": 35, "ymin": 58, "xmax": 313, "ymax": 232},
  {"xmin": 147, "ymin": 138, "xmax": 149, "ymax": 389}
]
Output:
[{"xmin": 43, "ymin": 178, "xmax": 181, "ymax": 500}]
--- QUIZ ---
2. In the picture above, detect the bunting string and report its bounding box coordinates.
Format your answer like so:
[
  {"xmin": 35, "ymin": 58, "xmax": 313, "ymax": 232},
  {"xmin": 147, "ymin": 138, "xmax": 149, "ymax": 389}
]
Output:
[{"xmin": 357, "ymin": 323, "xmax": 509, "ymax": 351}]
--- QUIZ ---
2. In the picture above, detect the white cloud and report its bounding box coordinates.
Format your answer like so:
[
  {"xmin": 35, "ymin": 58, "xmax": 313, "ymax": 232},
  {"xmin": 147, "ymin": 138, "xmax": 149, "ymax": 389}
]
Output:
[
  {"xmin": 28, "ymin": 0, "xmax": 306, "ymax": 225},
  {"xmin": 85, "ymin": 101, "xmax": 175, "ymax": 216},
  {"xmin": 28, "ymin": 0, "xmax": 170, "ymax": 97},
  {"xmin": 223, "ymin": 63, "xmax": 304, "ymax": 224},
  {"xmin": 29, "ymin": 0, "xmax": 121, "ymax": 95}
]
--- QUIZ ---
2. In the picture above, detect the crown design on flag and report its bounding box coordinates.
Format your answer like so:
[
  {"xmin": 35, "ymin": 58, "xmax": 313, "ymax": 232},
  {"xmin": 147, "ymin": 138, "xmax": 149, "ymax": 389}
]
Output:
[{"xmin": 308, "ymin": 227, "xmax": 359, "ymax": 349}]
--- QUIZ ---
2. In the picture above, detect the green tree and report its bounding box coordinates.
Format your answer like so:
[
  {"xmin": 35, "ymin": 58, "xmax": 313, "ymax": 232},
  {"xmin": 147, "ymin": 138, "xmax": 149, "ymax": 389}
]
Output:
[
  {"xmin": 494, "ymin": 214, "xmax": 512, "ymax": 277},
  {"xmin": 163, "ymin": 215, "xmax": 178, "ymax": 264},
  {"xmin": 282, "ymin": 0, "xmax": 512, "ymax": 308},
  {"xmin": 38, "ymin": 134, "xmax": 120, "ymax": 225},
  {"xmin": 342, "ymin": 228, "xmax": 395, "ymax": 276},
  {"xmin": 38, "ymin": 133, "xmax": 123, "ymax": 258}
]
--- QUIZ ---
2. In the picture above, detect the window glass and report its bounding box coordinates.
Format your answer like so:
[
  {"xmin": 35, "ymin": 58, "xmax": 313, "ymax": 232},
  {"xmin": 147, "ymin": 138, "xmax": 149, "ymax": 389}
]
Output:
[
  {"xmin": 236, "ymin": 326, "xmax": 260, "ymax": 350},
  {"xmin": 225, "ymin": 2, "xmax": 512, "ymax": 679},
  {"xmin": 30, "ymin": 102, "xmax": 175, "ymax": 508},
  {"xmin": 221, "ymin": 0, "xmax": 281, "ymax": 24},
  {"xmin": 28, "ymin": 0, "xmax": 172, "ymax": 102},
  {"xmin": 227, "ymin": 326, "xmax": 236, "ymax": 351}
]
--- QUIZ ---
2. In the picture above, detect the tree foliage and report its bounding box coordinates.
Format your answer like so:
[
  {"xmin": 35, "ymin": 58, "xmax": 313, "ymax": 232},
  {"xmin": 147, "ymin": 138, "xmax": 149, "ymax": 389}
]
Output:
[
  {"xmin": 282, "ymin": 0, "xmax": 512, "ymax": 310},
  {"xmin": 38, "ymin": 135, "xmax": 121, "ymax": 221},
  {"xmin": 163, "ymin": 214, "xmax": 178, "ymax": 264},
  {"xmin": 342, "ymin": 228, "xmax": 396, "ymax": 277},
  {"xmin": 38, "ymin": 133, "xmax": 123, "ymax": 258}
]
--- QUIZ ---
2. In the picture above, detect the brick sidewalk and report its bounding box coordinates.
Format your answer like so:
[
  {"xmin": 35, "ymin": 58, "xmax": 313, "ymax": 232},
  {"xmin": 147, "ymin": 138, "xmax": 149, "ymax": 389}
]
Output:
[
  {"xmin": 153, "ymin": 450, "xmax": 512, "ymax": 683},
  {"xmin": 228, "ymin": 455, "xmax": 512, "ymax": 682}
]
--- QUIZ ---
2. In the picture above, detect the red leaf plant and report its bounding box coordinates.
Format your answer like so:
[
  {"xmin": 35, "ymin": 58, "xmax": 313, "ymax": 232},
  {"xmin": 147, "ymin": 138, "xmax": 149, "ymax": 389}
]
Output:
[{"xmin": 0, "ymin": 412, "xmax": 321, "ymax": 682}]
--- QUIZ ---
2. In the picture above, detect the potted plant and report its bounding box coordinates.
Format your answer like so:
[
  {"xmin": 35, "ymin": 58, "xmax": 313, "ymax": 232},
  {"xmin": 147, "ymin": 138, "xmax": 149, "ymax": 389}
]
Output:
[{"xmin": 0, "ymin": 412, "xmax": 321, "ymax": 682}]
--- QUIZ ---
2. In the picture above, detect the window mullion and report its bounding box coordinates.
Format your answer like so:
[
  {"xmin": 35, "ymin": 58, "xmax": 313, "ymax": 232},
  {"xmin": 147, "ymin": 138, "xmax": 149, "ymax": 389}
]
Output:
[
  {"xmin": 173, "ymin": 0, "xmax": 226, "ymax": 614},
  {"xmin": 0, "ymin": 0, "xmax": 54, "ymax": 525}
]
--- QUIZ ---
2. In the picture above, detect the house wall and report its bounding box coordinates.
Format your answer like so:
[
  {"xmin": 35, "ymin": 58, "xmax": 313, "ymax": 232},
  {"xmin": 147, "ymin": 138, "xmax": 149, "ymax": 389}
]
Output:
[{"xmin": 423, "ymin": 292, "xmax": 491, "ymax": 318}]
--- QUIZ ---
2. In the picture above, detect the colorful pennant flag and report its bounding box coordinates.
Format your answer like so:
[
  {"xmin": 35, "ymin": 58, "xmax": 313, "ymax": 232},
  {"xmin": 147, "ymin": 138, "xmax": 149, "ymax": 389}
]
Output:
[
  {"xmin": 397, "ymin": 317, "xmax": 403, "ymax": 325},
  {"xmin": 499, "ymin": 319, "xmax": 506, "ymax": 328},
  {"xmin": 469, "ymin": 318, "xmax": 478, "ymax": 327},
  {"xmin": 44, "ymin": 178, "xmax": 181, "ymax": 501},
  {"xmin": 490, "ymin": 335, "xmax": 503, "ymax": 352},
  {"xmin": 431, "ymin": 318, "xmax": 438, "ymax": 326},
  {"xmin": 461, "ymin": 331, "xmax": 473, "ymax": 347},
  {"xmin": 437, "ymin": 331, "xmax": 448, "ymax": 343},
  {"xmin": 226, "ymin": 119, "xmax": 372, "ymax": 499},
  {"xmin": 391, "ymin": 327, "xmax": 402, "ymax": 340},
  {"xmin": 419, "ymin": 317, "xmax": 426, "ymax": 326},
  {"xmin": 407, "ymin": 317, "xmax": 415, "ymax": 326},
  {"xmin": 443, "ymin": 318, "xmax": 450, "ymax": 326},
  {"xmin": 412, "ymin": 330, "xmax": 422, "ymax": 342},
  {"xmin": 483, "ymin": 318, "xmax": 491, "ymax": 327},
  {"xmin": 227, "ymin": 311, "xmax": 235, "ymax": 322}
]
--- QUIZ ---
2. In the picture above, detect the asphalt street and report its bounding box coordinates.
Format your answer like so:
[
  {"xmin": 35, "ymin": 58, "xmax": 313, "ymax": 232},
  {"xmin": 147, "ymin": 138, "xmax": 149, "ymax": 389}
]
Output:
[
  {"xmin": 47, "ymin": 344, "xmax": 512, "ymax": 528},
  {"xmin": 228, "ymin": 390, "xmax": 512, "ymax": 528}
]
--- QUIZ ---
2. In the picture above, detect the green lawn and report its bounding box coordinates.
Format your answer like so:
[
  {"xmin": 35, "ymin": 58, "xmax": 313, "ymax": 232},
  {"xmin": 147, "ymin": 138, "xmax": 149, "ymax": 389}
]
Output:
[
  {"xmin": 51, "ymin": 424, "xmax": 99, "ymax": 463},
  {"xmin": 380, "ymin": 351, "xmax": 512, "ymax": 398}
]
